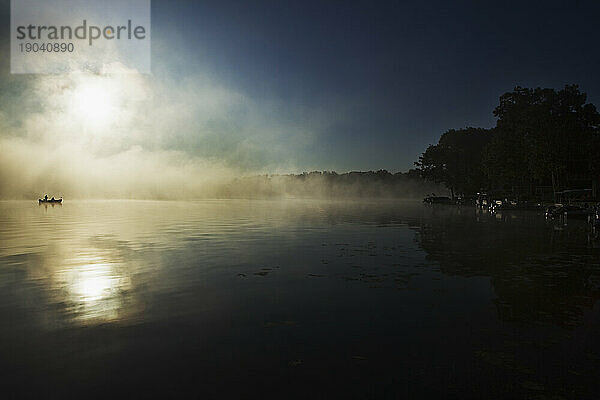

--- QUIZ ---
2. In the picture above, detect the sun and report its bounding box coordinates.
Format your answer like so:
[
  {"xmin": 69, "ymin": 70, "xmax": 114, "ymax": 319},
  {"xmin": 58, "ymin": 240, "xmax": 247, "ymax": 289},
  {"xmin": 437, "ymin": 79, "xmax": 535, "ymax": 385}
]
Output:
[{"xmin": 68, "ymin": 76, "xmax": 120, "ymax": 129}]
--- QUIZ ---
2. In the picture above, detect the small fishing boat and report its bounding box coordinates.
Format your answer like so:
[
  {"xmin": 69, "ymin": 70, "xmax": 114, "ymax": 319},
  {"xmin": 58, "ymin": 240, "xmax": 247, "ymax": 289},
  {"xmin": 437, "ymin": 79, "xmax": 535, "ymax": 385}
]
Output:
[{"xmin": 38, "ymin": 197, "xmax": 62, "ymax": 204}]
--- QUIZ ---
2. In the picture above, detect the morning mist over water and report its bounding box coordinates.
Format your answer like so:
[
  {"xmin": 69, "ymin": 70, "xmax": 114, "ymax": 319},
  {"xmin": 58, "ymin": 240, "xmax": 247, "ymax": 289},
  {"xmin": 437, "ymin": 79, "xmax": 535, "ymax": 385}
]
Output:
[{"xmin": 2, "ymin": 0, "xmax": 600, "ymax": 399}]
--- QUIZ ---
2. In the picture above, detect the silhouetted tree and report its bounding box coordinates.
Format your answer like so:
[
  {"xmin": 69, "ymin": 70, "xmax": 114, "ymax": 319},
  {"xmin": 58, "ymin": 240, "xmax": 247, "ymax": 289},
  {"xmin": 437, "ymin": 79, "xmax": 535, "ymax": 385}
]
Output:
[
  {"xmin": 415, "ymin": 128, "xmax": 492, "ymax": 198},
  {"xmin": 417, "ymin": 85, "xmax": 600, "ymax": 201},
  {"xmin": 485, "ymin": 85, "xmax": 600, "ymax": 199}
]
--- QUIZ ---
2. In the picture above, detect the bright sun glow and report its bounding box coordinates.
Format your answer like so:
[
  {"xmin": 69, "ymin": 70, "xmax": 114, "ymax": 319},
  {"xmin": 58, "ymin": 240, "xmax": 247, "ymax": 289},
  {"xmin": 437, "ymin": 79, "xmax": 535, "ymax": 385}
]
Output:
[
  {"xmin": 59, "ymin": 253, "xmax": 132, "ymax": 321},
  {"xmin": 74, "ymin": 265, "xmax": 116, "ymax": 302},
  {"xmin": 69, "ymin": 77, "xmax": 120, "ymax": 129}
]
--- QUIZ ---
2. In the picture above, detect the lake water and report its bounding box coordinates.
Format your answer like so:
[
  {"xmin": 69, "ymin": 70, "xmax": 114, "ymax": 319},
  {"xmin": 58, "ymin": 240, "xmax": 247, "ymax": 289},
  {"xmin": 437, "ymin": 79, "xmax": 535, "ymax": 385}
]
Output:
[{"xmin": 1, "ymin": 200, "xmax": 599, "ymax": 398}]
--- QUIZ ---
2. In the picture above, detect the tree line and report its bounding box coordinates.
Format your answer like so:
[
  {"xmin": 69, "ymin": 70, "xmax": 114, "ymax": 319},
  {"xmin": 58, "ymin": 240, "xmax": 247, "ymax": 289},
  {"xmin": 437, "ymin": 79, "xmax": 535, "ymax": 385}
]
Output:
[
  {"xmin": 415, "ymin": 85, "xmax": 600, "ymax": 201},
  {"xmin": 218, "ymin": 170, "xmax": 444, "ymax": 199}
]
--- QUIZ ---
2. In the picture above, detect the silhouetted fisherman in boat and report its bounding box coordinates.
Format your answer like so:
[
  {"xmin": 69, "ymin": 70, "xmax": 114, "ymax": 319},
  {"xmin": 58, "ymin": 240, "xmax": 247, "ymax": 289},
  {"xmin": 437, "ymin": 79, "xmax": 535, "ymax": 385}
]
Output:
[{"xmin": 38, "ymin": 195, "xmax": 62, "ymax": 204}]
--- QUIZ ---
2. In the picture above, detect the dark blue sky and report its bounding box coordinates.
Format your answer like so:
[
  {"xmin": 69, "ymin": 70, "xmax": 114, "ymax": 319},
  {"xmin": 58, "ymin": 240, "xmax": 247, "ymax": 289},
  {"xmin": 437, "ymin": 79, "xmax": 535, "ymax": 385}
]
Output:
[
  {"xmin": 148, "ymin": 0, "xmax": 600, "ymax": 171},
  {"xmin": 2, "ymin": 0, "xmax": 600, "ymax": 172}
]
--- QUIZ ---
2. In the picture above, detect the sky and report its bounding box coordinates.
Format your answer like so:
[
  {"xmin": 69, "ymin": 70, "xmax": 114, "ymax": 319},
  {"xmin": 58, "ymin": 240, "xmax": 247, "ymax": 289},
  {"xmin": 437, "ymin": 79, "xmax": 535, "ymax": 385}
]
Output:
[
  {"xmin": 0, "ymin": 0, "xmax": 599, "ymax": 197},
  {"xmin": 150, "ymin": 0, "xmax": 600, "ymax": 169}
]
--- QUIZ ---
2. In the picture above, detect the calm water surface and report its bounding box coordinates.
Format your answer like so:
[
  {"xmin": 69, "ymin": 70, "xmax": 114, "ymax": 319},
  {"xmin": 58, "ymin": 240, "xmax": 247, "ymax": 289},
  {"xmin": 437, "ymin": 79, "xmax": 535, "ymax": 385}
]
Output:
[{"xmin": 1, "ymin": 200, "xmax": 599, "ymax": 398}]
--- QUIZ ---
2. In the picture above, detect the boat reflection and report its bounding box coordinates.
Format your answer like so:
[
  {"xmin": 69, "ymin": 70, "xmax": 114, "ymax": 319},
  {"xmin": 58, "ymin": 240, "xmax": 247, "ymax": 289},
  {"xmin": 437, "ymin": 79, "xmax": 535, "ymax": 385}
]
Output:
[{"xmin": 40, "ymin": 202, "xmax": 62, "ymax": 211}]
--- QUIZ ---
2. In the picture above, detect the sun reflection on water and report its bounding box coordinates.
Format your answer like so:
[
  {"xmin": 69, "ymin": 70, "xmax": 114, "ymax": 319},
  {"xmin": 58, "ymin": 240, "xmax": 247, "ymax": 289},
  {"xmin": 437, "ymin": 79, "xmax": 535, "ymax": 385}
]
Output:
[{"xmin": 57, "ymin": 254, "xmax": 132, "ymax": 322}]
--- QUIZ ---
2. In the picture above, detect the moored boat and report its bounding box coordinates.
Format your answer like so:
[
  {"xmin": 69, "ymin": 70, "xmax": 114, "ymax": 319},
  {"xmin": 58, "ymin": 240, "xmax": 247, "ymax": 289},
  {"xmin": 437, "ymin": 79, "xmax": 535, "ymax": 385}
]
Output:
[
  {"xmin": 545, "ymin": 203, "xmax": 591, "ymax": 220},
  {"xmin": 423, "ymin": 195, "xmax": 454, "ymax": 205}
]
